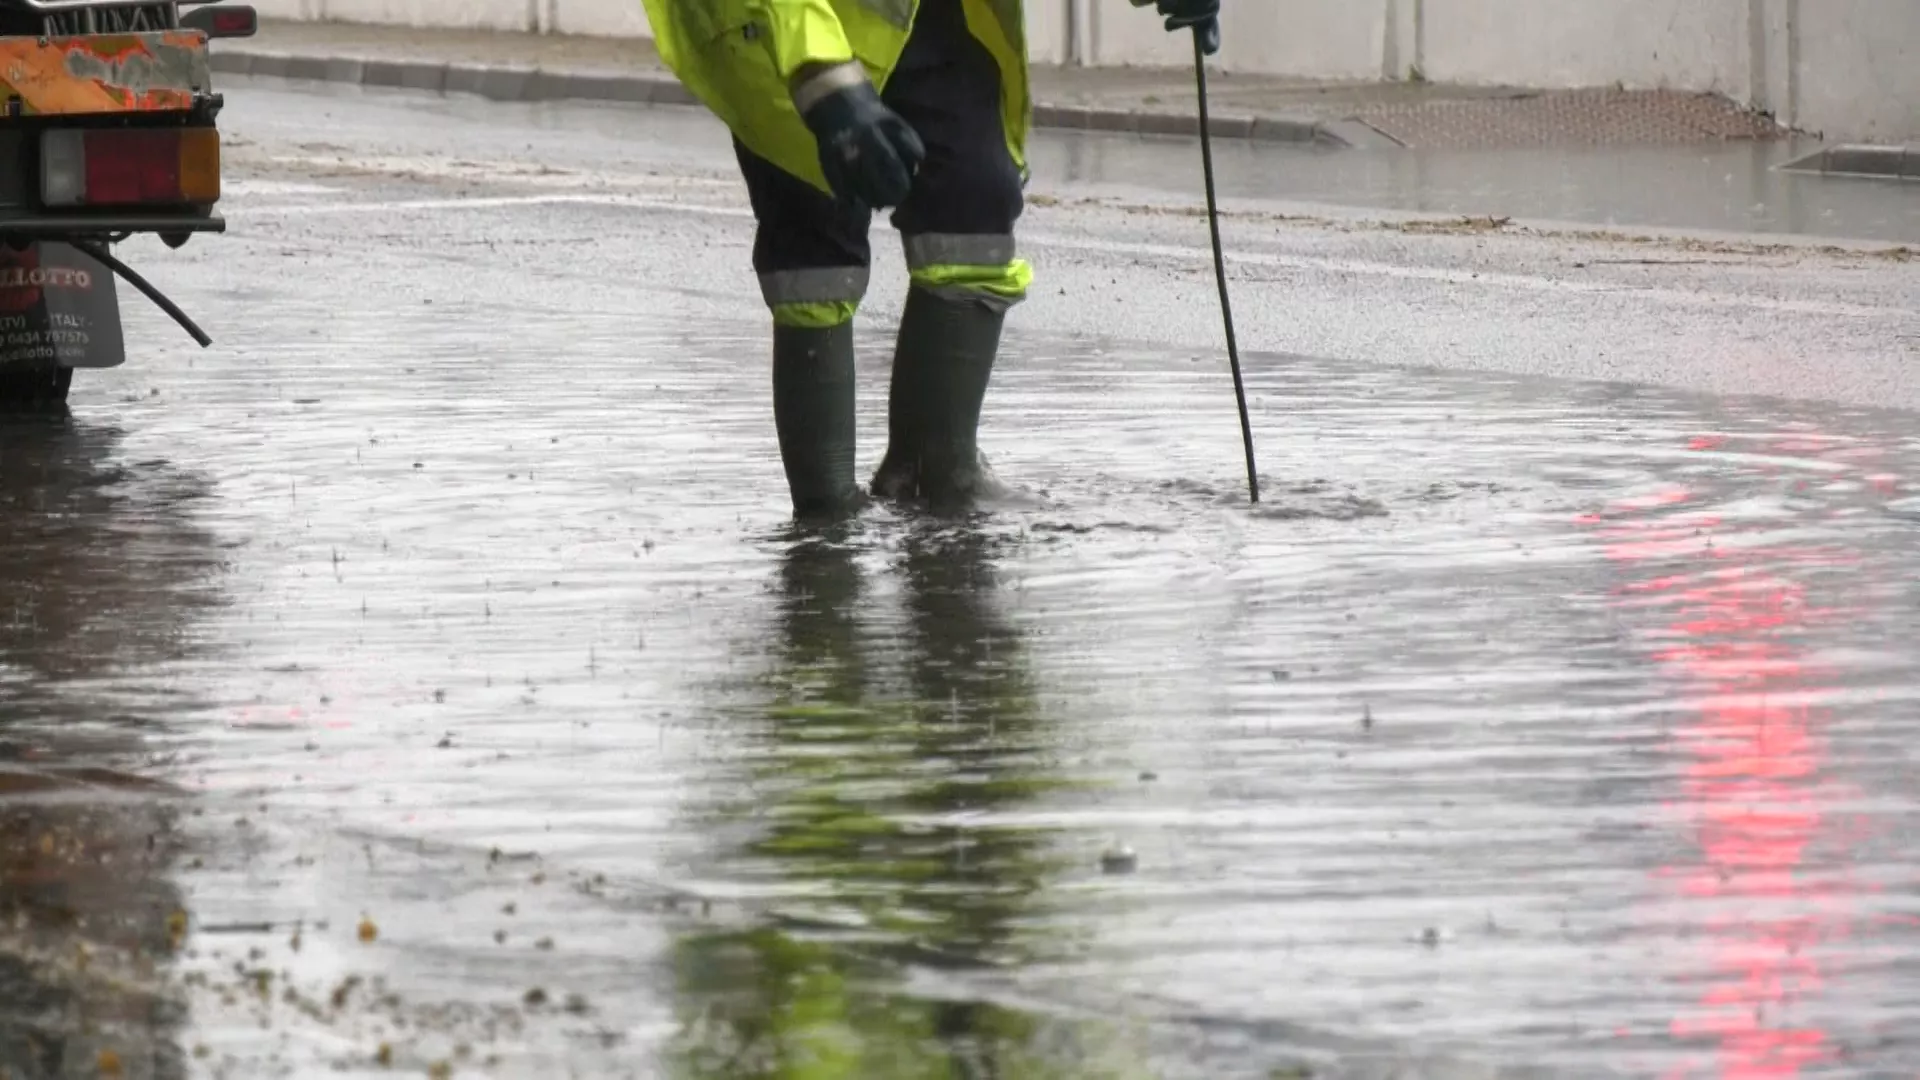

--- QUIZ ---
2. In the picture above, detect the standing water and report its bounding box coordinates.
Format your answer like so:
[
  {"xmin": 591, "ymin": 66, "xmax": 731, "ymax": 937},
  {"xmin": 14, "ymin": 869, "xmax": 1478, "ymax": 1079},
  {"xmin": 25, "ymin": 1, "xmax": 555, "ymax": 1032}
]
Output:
[{"xmin": 5, "ymin": 292, "xmax": 1914, "ymax": 1075}]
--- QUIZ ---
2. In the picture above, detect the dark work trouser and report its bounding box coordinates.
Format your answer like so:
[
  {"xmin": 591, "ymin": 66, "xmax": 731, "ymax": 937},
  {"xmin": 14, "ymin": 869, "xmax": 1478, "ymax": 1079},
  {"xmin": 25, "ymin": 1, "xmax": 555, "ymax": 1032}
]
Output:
[{"xmin": 734, "ymin": 0, "xmax": 1029, "ymax": 328}]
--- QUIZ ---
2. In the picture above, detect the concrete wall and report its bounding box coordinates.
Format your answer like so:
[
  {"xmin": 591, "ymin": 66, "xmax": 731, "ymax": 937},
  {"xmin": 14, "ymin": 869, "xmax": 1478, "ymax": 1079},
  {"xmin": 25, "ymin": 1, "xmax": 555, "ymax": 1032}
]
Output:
[
  {"xmin": 1073, "ymin": 0, "xmax": 1757, "ymax": 89},
  {"xmin": 1417, "ymin": 0, "xmax": 1750, "ymax": 93},
  {"xmin": 254, "ymin": 0, "xmax": 1920, "ymax": 143},
  {"xmin": 1788, "ymin": 0, "xmax": 1920, "ymax": 142},
  {"xmin": 247, "ymin": 0, "xmax": 1064, "ymax": 55},
  {"xmin": 1081, "ymin": 1, "xmax": 1389, "ymax": 81}
]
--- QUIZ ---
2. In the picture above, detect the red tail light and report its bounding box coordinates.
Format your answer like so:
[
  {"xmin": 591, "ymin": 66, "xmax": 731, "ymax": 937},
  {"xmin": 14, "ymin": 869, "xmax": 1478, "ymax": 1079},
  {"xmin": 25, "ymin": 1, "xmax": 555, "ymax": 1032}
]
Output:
[
  {"xmin": 41, "ymin": 128, "xmax": 220, "ymax": 208},
  {"xmin": 181, "ymin": 4, "xmax": 258, "ymax": 38},
  {"xmin": 91, "ymin": 131, "xmax": 177, "ymax": 204}
]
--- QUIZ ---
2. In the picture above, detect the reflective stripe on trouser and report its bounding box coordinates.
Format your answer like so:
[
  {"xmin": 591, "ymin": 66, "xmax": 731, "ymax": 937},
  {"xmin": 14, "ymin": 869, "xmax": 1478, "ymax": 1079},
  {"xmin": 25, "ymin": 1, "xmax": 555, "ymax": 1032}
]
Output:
[
  {"xmin": 759, "ymin": 266, "xmax": 871, "ymax": 329},
  {"xmin": 901, "ymin": 232, "xmax": 1031, "ymax": 313},
  {"xmin": 730, "ymin": 3, "xmax": 1027, "ymax": 325}
]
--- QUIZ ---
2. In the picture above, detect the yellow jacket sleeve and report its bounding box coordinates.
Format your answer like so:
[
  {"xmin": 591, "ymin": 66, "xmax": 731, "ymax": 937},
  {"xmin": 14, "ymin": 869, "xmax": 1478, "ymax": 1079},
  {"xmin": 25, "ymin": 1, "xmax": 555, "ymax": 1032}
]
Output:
[{"xmin": 757, "ymin": 0, "xmax": 857, "ymax": 86}]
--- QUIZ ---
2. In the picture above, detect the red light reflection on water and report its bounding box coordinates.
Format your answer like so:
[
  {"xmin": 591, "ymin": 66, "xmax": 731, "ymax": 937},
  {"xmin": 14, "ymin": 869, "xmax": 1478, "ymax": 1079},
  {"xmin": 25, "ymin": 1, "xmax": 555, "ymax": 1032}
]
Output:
[{"xmin": 1579, "ymin": 436, "xmax": 1875, "ymax": 1080}]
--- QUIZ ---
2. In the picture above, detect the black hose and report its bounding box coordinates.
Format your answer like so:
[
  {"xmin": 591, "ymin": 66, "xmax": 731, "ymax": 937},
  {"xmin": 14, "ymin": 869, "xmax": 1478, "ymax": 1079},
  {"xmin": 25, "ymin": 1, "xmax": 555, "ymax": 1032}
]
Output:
[
  {"xmin": 71, "ymin": 240, "xmax": 213, "ymax": 348},
  {"xmin": 1191, "ymin": 30, "xmax": 1260, "ymax": 504}
]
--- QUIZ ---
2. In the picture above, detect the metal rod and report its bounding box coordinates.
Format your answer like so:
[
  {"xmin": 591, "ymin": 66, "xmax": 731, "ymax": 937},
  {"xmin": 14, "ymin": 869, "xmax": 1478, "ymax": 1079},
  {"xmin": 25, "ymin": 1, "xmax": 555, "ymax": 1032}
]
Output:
[
  {"xmin": 72, "ymin": 240, "xmax": 213, "ymax": 348},
  {"xmin": 1191, "ymin": 29, "xmax": 1260, "ymax": 504}
]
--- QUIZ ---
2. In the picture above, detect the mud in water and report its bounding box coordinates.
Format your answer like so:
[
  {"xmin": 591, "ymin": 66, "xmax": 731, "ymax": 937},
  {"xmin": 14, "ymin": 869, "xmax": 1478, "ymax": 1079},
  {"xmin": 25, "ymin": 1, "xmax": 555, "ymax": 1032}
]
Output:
[{"xmin": 0, "ymin": 419, "xmax": 220, "ymax": 1080}]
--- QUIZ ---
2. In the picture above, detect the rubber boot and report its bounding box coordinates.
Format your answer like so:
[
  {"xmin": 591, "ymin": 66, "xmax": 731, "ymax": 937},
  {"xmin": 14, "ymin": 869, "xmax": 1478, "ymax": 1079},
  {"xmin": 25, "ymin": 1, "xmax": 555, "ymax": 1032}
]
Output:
[
  {"xmin": 772, "ymin": 321, "xmax": 866, "ymax": 521},
  {"xmin": 870, "ymin": 287, "xmax": 1009, "ymax": 512}
]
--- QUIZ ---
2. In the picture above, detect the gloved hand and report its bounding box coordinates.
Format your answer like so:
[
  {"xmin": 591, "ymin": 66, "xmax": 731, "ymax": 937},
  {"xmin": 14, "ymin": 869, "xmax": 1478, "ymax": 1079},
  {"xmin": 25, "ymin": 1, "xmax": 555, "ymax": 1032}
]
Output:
[
  {"xmin": 793, "ymin": 62, "xmax": 925, "ymax": 210},
  {"xmin": 1156, "ymin": 0, "xmax": 1221, "ymax": 55}
]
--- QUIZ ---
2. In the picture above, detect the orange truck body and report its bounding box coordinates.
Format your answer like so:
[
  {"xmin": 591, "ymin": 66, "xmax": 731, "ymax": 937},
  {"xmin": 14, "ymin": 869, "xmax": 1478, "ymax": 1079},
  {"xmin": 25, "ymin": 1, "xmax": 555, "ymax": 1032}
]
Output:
[{"xmin": 0, "ymin": 30, "xmax": 211, "ymax": 116}]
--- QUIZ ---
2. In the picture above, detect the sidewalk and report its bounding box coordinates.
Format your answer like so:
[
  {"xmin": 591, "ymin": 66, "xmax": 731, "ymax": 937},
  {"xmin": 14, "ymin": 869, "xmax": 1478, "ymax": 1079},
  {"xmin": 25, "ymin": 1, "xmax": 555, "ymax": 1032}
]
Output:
[{"xmin": 216, "ymin": 20, "xmax": 1790, "ymax": 151}]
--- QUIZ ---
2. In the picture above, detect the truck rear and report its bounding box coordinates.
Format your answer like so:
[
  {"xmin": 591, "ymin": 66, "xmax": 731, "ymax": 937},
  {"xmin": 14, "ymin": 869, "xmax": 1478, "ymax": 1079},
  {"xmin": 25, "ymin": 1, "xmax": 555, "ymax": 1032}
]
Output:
[{"xmin": 0, "ymin": 0, "xmax": 253, "ymax": 410}]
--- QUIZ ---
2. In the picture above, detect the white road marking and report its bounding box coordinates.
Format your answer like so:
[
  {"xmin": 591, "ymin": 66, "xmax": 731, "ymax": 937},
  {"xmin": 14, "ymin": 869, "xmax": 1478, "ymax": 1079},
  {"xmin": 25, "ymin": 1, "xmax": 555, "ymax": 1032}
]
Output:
[
  {"xmin": 245, "ymin": 152, "xmax": 742, "ymax": 193},
  {"xmin": 235, "ymin": 192, "xmax": 752, "ymax": 218},
  {"xmin": 225, "ymin": 191, "xmax": 1914, "ymax": 324},
  {"xmin": 1023, "ymin": 234, "xmax": 1912, "ymax": 322},
  {"xmin": 222, "ymin": 178, "xmax": 353, "ymax": 197}
]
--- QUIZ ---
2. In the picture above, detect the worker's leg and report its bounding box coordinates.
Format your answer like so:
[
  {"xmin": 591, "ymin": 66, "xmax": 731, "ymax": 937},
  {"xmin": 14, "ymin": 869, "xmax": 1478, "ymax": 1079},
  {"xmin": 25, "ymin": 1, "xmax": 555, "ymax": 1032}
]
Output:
[
  {"xmin": 870, "ymin": 0, "xmax": 1030, "ymax": 510},
  {"xmin": 733, "ymin": 138, "xmax": 874, "ymax": 519}
]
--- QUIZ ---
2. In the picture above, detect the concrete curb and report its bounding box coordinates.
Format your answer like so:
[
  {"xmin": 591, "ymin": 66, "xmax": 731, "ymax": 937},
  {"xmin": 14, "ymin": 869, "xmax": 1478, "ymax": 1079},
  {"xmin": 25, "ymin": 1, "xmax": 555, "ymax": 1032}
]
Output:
[
  {"xmin": 1779, "ymin": 143, "xmax": 1920, "ymax": 181},
  {"xmin": 210, "ymin": 48, "xmax": 1377, "ymax": 149}
]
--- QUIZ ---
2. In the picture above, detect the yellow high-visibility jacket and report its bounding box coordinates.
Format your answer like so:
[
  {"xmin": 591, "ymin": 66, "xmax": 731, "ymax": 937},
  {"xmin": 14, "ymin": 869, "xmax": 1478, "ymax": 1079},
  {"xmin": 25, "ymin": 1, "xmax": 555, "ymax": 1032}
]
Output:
[{"xmin": 640, "ymin": 0, "xmax": 1031, "ymax": 197}]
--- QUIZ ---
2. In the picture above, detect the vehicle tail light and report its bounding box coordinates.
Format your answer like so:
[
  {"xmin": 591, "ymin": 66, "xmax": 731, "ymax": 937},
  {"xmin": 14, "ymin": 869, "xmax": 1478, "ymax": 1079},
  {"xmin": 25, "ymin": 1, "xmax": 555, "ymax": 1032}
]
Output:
[
  {"xmin": 40, "ymin": 128, "xmax": 221, "ymax": 209},
  {"xmin": 181, "ymin": 4, "xmax": 259, "ymax": 38}
]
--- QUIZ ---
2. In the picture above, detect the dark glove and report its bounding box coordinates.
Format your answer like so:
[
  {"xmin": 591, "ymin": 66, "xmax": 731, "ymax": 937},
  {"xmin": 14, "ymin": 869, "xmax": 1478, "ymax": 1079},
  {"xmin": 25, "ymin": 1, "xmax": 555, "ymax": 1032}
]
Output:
[
  {"xmin": 1156, "ymin": 0, "xmax": 1221, "ymax": 55},
  {"xmin": 794, "ymin": 63, "xmax": 925, "ymax": 210}
]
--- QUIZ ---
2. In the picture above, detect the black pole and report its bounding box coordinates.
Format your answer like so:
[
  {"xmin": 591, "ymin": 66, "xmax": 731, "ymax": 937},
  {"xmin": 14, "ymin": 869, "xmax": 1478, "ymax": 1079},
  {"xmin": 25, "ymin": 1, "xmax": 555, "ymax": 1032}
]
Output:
[{"xmin": 1191, "ymin": 30, "xmax": 1260, "ymax": 504}]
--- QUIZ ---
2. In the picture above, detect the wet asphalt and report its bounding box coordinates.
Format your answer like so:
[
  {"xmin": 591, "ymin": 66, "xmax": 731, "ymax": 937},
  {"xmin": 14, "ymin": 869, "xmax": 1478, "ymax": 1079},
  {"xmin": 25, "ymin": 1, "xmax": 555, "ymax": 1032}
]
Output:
[{"xmin": 3, "ymin": 77, "xmax": 1920, "ymax": 1079}]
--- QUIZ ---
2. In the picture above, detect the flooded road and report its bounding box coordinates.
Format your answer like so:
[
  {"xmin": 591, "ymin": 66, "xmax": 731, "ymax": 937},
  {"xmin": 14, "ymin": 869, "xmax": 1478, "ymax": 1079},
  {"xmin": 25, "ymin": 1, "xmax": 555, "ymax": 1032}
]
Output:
[{"xmin": 4, "ymin": 78, "xmax": 1919, "ymax": 1077}]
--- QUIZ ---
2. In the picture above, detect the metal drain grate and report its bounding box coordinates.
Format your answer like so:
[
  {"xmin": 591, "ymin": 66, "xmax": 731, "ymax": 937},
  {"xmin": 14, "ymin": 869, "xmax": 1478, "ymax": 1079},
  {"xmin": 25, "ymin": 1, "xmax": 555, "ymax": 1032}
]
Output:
[{"xmin": 1349, "ymin": 89, "xmax": 1787, "ymax": 149}]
